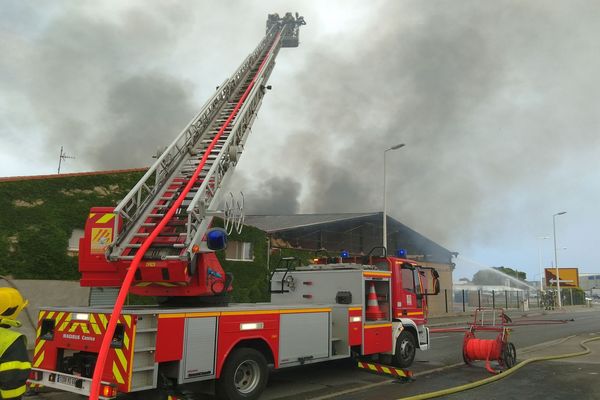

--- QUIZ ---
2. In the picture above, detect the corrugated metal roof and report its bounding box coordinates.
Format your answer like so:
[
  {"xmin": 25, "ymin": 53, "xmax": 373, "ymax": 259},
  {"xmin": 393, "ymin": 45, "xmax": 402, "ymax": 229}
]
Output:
[{"xmin": 244, "ymin": 213, "xmax": 379, "ymax": 233}]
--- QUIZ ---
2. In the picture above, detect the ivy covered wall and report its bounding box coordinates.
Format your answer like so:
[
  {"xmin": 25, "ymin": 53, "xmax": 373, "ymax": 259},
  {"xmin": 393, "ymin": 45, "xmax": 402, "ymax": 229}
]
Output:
[
  {"xmin": 0, "ymin": 172, "xmax": 145, "ymax": 280},
  {"xmin": 0, "ymin": 172, "xmax": 313, "ymax": 303}
]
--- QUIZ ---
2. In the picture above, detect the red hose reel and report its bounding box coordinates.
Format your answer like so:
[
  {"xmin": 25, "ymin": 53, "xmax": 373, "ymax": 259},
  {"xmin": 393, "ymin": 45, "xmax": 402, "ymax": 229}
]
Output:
[{"xmin": 462, "ymin": 308, "xmax": 517, "ymax": 374}]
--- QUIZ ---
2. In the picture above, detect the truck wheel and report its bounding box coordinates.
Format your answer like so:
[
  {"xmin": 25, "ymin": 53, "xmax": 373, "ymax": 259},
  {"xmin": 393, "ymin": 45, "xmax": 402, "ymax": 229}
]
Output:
[
  {"xmin": 216, "ymin": 348, "xmax": 268, "ymax": 400},
  {"xmin": 393, "ymin": 330, "xmax": 416, "ymax": 368}
]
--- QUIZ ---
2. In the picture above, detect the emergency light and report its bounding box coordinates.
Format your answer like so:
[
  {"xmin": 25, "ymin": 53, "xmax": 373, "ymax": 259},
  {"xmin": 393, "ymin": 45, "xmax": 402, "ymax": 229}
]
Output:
[
  {"xmin": 396, "ymin": 249, "xmax": 407, "ymax": 258},
  {"xmin": 207, "ymin": 228, "xmax": 228, "ymax": 250},
  {"xmin": 340, "ymin": 250, "xmax": 349, "ymax": 258}
]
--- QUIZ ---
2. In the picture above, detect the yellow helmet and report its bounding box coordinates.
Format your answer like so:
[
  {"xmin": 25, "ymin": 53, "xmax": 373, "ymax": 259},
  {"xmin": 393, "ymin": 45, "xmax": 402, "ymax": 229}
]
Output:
[{"xmin": 0, "ymin": 288, "xmax": 28, "ymax": 328}]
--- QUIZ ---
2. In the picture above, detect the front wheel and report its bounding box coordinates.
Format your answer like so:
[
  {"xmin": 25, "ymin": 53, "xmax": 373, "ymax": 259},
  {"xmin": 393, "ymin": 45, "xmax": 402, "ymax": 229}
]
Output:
[
  {"xmin": 216, "ymin": 348, "xmax": 269, "ymax": 400},
  {"xmin": 392, "ymin": 330, "xmax": 417, "ymax": 368}
]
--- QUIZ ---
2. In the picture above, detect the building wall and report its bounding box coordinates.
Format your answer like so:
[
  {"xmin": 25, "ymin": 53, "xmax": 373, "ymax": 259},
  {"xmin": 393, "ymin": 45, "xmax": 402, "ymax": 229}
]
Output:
[{"xmin": 580, "ymin": 274, "xmax": 600, "ymax": 291}]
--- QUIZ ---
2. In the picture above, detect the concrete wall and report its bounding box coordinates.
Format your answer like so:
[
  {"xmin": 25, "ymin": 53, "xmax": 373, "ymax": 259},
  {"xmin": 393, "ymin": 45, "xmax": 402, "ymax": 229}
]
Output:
[
  {"xmin": 419, "ymin": 262, "xmax": 454, "ymax": 316},
  {"xmin": 0, "ymin": 279, "xmax": 90, "ymax": 348}
]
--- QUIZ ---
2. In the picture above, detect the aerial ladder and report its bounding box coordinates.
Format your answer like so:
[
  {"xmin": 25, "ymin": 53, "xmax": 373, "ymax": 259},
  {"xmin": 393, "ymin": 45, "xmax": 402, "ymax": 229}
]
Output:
[
  {"xmin": 78, "ymin": 12, "xmax": 306, "ymax": 300},
  {"xmin": 74, "ymin": 13, "xmax": 305, "ymax": 400}
]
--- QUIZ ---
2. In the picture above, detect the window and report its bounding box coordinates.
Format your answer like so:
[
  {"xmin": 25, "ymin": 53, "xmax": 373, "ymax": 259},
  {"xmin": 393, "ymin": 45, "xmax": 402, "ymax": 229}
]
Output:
[
  {"xmin": 225, "ymin": 241, "xmax": 254, "ymax": 261},
  {"xmin": 67, "ymin": 229, "xmax": 85, "ymax": 256}
]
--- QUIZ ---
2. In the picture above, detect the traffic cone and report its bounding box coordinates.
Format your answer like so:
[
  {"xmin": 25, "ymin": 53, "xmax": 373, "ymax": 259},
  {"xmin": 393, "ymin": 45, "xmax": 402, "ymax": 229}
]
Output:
[{"xmin": 366, "ymin": 282, "xmax": 385, "ymax": 321}]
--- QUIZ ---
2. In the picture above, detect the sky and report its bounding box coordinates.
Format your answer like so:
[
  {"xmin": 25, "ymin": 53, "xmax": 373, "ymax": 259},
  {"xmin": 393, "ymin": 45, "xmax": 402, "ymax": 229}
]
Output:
[{"xmin": 1, "ymin": 0, "xmax": 600, "ymax": 281}]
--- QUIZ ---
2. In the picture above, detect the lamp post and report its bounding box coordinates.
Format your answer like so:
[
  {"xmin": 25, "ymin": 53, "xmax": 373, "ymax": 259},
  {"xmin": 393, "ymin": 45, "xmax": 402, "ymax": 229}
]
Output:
[
  {"xmin": 383, "ymin": 143, "xmax": 405, "ymax": 252},
  {"xmin": 537, "ymin": 236, "xmax": 549, "ymax": 292},
  {"xmin": 553, "ymin": 211, "xmax": 567, "ymax": 308}
]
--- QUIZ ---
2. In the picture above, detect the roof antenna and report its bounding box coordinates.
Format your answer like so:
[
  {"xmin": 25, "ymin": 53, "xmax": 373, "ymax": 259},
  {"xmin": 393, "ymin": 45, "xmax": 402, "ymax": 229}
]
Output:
[{"xmin": 57, "ymin": 146, "xmax": 75, "ymax": 174}]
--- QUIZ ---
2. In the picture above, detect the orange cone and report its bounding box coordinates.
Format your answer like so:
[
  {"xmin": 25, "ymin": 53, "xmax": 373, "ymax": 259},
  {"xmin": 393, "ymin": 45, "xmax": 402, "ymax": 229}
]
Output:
[{"xmin": 366, "ymin": 282, "xmax": 385, "ymax": 321}]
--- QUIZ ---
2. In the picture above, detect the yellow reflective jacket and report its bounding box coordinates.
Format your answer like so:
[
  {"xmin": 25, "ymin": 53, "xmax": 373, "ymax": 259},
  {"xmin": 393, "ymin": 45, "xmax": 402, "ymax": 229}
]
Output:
[{"xmin": 0, "ymin": 328, "xmax": 30, "ymax": 399}]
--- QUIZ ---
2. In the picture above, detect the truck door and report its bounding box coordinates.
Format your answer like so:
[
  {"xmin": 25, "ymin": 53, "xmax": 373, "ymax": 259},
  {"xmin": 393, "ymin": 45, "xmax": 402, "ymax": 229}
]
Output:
[{"xmin": 392, "ymin": 263, "xmax": 426, "ymax": 323}]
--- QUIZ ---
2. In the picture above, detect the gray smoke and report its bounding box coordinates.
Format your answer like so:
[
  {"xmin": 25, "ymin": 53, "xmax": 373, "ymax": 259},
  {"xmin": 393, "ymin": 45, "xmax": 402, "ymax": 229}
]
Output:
[
  {"xmin": 242, "ymin": 176, "xmax": 301, "ymax": 215},
  {"xmin": 1, "ymin": 2, "xmax": 198, "ymax": 170},
  {"xmin": 240, "ymin": 0, "xmax": 600, "ymax": 247},
  {"xmin": 3, "ymin": 1, "xmax": 600, "ymax": 258}
]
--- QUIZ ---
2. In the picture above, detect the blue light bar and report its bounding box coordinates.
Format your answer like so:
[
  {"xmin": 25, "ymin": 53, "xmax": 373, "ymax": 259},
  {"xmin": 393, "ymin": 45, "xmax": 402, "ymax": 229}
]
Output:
[
  {"xmin": 340, "ymin": 250, "xmax": 349, "ymax": 258},
  {"xmin": 396, "ymin": 249, "xmax": 407, "ymax": 258}
]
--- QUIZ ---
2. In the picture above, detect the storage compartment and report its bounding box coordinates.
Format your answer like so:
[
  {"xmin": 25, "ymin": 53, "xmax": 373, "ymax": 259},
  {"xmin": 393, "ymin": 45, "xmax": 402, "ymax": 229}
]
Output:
[
  {"xmin": 279, "ymin": 312, "xmax": 329, "ymax": 365},
  {"xmin": 363, "ymin": 325, "xmax": 393, "ymax": 355},
  {"xmin": 181, "ymin": 317, "xmax": 217, "ymax": 382}
]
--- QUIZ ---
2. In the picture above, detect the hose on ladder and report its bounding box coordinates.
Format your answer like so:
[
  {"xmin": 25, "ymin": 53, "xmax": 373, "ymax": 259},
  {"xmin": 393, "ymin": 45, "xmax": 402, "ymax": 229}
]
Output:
[{"xmin": 89, "ymin": 32, "xmax": 282, "ymax": 400}]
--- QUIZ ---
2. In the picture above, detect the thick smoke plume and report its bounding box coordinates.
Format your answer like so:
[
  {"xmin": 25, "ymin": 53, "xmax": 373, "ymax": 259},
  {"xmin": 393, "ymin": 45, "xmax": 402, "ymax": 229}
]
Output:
[{"xmin": 3, "ymin": 1, "xmax": 600, "ymax": 267}]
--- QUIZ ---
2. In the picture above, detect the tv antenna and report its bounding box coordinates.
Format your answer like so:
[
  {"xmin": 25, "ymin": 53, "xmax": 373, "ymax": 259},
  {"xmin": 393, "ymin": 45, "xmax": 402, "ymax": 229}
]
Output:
[{"xmin": 57, "ymin": 146, "xmax": 75, "ymax": 174}]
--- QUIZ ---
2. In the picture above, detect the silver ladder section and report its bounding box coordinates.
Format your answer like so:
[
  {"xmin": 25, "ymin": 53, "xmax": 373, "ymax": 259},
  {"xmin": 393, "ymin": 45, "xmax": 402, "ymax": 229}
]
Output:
[{"xmin": 108, "ymin": 14, "xmax": 305, "ymax": 262}]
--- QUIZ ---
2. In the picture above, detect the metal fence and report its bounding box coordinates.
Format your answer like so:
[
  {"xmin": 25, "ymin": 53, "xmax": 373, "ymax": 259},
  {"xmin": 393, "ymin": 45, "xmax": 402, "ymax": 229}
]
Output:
[{"xmin": 444, "ymin": 288, "xmax": 585, "ymax": 314}]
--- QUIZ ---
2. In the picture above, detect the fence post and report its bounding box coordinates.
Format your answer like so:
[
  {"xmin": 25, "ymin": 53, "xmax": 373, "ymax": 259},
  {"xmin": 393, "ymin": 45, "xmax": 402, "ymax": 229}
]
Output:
[
  {"xmin": 537, "ymin": 290, "xmax": 540, "ymax": 308},
  {"xmin": 478, "ymin": 290, "xmax": 481, "ymax": 309},
  {"xmin": 517, "ymin": 291, "xmax": 520, "ymax": 310},
  {"xmin": 462, "ymin": 290, "xmax": 466, "ymax": 312},
  {"xmin": 492, "ymin": 290, "xmax": 495, "ymax": 309},
  {"xmin": 445, "ymin": 289, "xmax": 448, "ymax": 313},
  {"xmin": 505, "ymin": 290, "xmax": 508, "ymax": 308},
  {"xmin": 569, "ymin": 288, "xmax": 574, "ymax": 306}
]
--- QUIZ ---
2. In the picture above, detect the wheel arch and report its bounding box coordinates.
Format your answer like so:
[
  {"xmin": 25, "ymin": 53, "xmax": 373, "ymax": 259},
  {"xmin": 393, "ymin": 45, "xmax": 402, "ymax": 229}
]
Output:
[
  {"xmin": 217, "ymin": 337, "xmax": 275, "ymax": 378},
  {"xmin": 392, "ymin": 319, "xmax": 420, "ymax": 354}
]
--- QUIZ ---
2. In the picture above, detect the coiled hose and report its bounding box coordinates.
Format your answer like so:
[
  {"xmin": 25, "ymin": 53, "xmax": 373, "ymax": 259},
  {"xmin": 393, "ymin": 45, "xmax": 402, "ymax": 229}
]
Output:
[{"xmin": 399, "ymin": 335, "xmax": 600, "ymax": 400}]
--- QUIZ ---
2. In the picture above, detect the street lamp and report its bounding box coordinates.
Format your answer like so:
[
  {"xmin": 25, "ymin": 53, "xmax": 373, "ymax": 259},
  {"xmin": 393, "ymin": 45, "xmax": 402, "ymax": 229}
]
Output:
[
  {"xmin": 383, "ymin": 143, "xmax": 405, "ymax": 252},
  {"xmin": 553, "ymin": 211, "xmax": 567, "ymax": 308},
  {"xmin": 537, "ymin": 236, "xmax": 549, "ymax": 292}
]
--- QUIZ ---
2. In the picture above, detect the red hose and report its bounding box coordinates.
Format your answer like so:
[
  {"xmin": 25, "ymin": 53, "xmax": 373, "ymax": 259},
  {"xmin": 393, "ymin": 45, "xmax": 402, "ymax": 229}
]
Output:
[{"xmin": 89, "ymin": 32, "xmax": 281, "ymax": 400}]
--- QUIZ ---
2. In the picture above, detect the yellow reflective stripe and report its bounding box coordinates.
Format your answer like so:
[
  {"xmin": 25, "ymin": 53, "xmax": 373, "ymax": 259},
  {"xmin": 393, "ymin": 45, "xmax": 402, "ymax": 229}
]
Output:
[
  {"xmin": 46, "ymin": 312, "xmax": 55, "ymax": 320},
  {"xmin": 58, "ymin": 313, "xmax": 72, "ymax": 332},
  {"xmin": 123, "ymin": 332, "xmax": 130, "ymax": 350},
  {"xmin": 112, "ymin": 362, "xmax": 124, "ymax": 384},
  {"xmin": 115, "ymin": 349, "xmax": 128, "ymax": 370},
  {"xmin": 381, "ymin": 366, "xmax": 391, "ymax": 374},
  {"xmin": 364, "ymin": 323, "xmax": 392, "ymax": 329},
  {"xmin": 0, "ymin": 360, "xmax": 31, "ymax": 372},
  {"xmin": 368, "ymin": 363, "xmax": 378, "ymax": 371},
  {"xmin": 123, "ymin": 315, "xmax": 132, "ymax": 328},
  {"xmin": 33, "ymin": 352, "xmax": 44, "ymax": 368},
  {"xmin": 55, "ymin": 312, "xmax": 65, "ymax": 324},
  {"xmin": 1, "ymin": 385, "xmax": 26, "ymax": 398},
  {"xmin": 34, "ymin": 340, "xmax": 45, "ymax": 357},
  {"xmin": 37, "ymin": 311, "xmax": 46, "ymax": 322},
  {"xmin": 97, "ymin": 214, "xmax": 115, "ymax": 224},
  {"xmin": 89, "ymin": 315, "xmax": 101, "ymax": 335},
  {"xmin": 98, "ymin": 314, "xmax": 108, "ymax": 328}
]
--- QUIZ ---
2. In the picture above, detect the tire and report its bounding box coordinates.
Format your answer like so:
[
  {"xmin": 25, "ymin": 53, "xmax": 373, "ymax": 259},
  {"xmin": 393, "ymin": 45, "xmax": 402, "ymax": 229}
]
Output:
[
  {"xmin": 392, "ymin": 330, "xmax": 417, "ymax": 368},
  {"xmin": 501, "ymin": 342, "xmax": 517, "ymax": 369},
  {"xmin": 216, "ymin": 348, "xmax": 269, "ymax": 400}
]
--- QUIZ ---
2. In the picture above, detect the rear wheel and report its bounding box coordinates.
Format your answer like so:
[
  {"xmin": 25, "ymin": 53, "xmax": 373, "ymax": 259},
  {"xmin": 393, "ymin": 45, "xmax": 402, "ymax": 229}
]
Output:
[
  {"xmin": 392, "ymin": 330, "xmax": 416, "ymax": 368},
  {"xmin": 216, "ymin": 348, "xmax": 268, "ymax": 400}
]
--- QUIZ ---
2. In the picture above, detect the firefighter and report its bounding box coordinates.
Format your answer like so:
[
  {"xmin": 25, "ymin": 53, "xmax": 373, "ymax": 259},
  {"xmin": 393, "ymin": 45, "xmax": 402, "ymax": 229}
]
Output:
[{"xmin": 0, "ymin": 288, "xmax": 31, "ymax": 399}]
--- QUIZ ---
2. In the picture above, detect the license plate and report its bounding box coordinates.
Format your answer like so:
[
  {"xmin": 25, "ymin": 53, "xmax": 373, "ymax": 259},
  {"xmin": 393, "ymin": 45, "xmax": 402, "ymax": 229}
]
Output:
[{"xmin": 57, "ymin": 375, "xmax": 79, "ymax": 387}]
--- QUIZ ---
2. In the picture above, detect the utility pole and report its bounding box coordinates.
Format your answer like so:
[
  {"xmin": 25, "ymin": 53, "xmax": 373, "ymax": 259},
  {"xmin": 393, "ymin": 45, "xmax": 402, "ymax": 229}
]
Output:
[
  {"xmin": 57, "ymin": 146, "xmax": 75, "ymax": 174},
  {"xmin": 382, "ymin": 143, "xmax": 405, "ymax": 253},
  {"xmin": 553, "ymin": 211, "xmax": 567, "ymax": 308}
]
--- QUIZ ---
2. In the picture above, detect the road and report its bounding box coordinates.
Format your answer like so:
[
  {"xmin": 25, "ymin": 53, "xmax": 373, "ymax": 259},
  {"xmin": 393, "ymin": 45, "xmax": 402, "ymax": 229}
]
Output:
[
  {"xmin": 26, "ymin": 308, "xmax": 600, "ymax": 400},
  {"xmin": 265, "ymin": 308, "xmax": 600, "ymax": 400}
]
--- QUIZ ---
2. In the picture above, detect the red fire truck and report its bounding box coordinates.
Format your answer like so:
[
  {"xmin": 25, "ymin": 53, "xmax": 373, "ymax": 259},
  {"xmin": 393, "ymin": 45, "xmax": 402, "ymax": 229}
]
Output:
[
  {"xmin": 27, "ymin": 13, "xmax": 440, "ymax": 400},
  {"xmin": 30, "ymin": 254, "xmax": 439, "ymax": 400}
]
